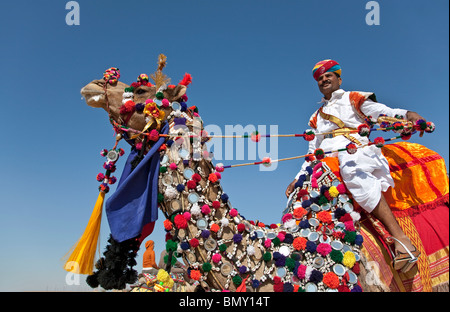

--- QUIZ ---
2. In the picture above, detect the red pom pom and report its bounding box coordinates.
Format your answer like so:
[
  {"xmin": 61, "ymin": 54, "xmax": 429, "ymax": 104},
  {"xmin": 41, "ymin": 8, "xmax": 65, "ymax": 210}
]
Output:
[
  {"xmin": 192, "ymin": 173, "xmax": 202, "ymax": 183},
  {"xmin": 237, "ymin": 223, "xmax": 245, "ymax": 232},
  {"xmin": 212, "ymin": 201, "xmax": 221, "ymax": 209},
  {"xmin": 186, "ymin": 180, "xmax": 197, "ymax": 189},
  {"xmin": 373, "ymin": 137, "xmax": 385, "ymax": 148},
  {"xmin": 346, "ymin": 143, "xmax": 358, "ymax": 154},
  {"xmin": 314, "ymin": 148, "xmax": 325, "ymax": 160},
  {"xmin": 189, "ymin": 238, "xmax": 199, "ymax": 248},
  {"xmin": 303, "ymin": 130, "xmax": 315, "ymax": 141},
  {"xmin": 174, "ymin": 214, "xmax": 188, "ymax": 229},
  {"xmin": 148, "ymin": 129, "xmax": 160, "ymax": 142},
  {"xmin": 357, "ymin": 124, "xmax": 371, "ymax": 137}
]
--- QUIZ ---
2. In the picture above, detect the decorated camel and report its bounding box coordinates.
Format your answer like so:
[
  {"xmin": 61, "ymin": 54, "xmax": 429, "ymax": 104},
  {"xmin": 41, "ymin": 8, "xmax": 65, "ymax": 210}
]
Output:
[{"xmin": 66, "ymin": 55, "xmax": 449, "ymax": 292}]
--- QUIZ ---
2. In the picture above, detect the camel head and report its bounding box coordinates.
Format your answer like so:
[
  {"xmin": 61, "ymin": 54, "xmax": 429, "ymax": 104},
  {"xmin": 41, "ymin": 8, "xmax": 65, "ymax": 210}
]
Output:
[{"xmin": 81, "ymin": 57, "xmax": 189, "ymax": 132}]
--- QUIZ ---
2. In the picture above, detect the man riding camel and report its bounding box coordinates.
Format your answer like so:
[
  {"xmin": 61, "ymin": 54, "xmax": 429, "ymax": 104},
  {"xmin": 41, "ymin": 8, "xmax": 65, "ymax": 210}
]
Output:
[{"xmin": 285, "ymin": 59, "xmax": 424, "ymax": 272}]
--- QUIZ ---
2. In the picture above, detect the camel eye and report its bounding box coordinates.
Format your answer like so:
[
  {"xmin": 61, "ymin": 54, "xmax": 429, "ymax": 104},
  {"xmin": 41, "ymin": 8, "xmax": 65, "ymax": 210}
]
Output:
[{"xmin": 135, "ymin": 88, "xmax": 147, "ymax": 95}]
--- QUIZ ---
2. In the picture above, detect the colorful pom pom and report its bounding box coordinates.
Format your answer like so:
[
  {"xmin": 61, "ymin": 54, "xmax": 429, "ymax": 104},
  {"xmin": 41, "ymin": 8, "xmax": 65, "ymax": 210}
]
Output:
[
  {"xmin": 373, "ymin": 137, "xmax": 385, "ymax": 148},
  {"xmin": 303, "ymin": 130, "xmax": 315, "ymax": 141},
  {"xmin": 346, "ymin": 143, "xmax": 358, "ymax": 154},
  {"xmin": 357, "ymin": 124, "xmax": 371, "ymax": 136},
  {"xmin": 314, "ymin": 148, "xmax": 325, "ymax": 160}
]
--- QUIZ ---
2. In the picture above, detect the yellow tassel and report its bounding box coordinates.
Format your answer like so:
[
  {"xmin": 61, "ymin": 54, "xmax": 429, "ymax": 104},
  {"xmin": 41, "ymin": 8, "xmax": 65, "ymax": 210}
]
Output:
[{"xmin": 63, "ymin": 192, "xmax": 105, "ymax": 275}]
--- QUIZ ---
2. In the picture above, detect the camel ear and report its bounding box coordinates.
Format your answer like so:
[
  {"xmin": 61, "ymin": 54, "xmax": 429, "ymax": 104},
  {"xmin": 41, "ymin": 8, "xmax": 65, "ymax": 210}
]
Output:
[{"xmin": 164, "ymin": 85, "xmax": 186, "ymax": 102}]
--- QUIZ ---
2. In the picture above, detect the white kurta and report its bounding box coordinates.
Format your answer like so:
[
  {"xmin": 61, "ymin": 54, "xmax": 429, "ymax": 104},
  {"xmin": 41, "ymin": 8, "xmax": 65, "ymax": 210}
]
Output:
[{"xmin": 294, "ymin": 89, "xmax": 408, "ymax": 212}]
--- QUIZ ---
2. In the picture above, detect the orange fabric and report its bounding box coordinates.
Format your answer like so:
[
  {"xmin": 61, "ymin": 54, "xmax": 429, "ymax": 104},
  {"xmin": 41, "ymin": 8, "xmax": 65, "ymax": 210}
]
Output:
[
  {"xmin": 381, "ymin": 142, "xmax": 449, "ymax": 217},
  {"xmin": 349, "ymin": 91, "xmax": 368, "ymax": 120},
  {"xmin": 322, "ymin": 157, "xmax": 341, "ymax": 180},
  {"xmin": 143, "ymin": 240, "xmax": 158, "ymax": 269},
  {"xmin": 309, "ymin": 110, "xmax": 319, "ymax": 129},
  {"xmin": 321, "ymin": 142, "xmax": 449, "ymax": 292}
]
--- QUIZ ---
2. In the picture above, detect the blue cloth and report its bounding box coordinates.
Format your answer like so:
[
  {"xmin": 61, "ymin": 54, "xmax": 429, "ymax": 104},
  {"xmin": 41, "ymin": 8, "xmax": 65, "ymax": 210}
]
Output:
[{"xmin": 105, "ymin": 123, "xmax": 168, "ymax": 242}]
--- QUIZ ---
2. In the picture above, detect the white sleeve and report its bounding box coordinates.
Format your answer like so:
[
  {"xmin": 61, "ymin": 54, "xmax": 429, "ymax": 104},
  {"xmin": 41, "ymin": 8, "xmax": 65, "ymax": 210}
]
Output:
[{"xmin": 360, "ymin": 99, "xmax": 408, "ymax": 119}]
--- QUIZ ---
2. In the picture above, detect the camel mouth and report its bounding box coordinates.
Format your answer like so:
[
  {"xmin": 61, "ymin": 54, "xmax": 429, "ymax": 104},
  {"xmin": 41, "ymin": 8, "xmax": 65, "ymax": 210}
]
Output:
[{"xmin": 81, "ymin": 87, "xmax": 105, "ymax": 107}]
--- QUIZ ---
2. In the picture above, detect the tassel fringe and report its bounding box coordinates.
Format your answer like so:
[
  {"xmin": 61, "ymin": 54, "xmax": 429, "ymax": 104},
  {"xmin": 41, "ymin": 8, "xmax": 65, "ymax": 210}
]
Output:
[{"xmin": 63, "ymin": 192, "xmax": 105, "ymax": 275}]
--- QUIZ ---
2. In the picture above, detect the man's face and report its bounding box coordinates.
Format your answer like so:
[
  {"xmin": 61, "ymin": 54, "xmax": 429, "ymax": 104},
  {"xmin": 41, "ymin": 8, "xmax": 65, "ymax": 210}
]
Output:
[{"xmin": 317, "ymin": 72, "xmax": 342, "ymax": 98}]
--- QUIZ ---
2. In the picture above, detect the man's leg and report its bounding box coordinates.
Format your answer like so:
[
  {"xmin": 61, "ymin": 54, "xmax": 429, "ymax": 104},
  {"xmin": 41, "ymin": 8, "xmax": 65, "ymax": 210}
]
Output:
[{"xmin": 371, "ymin": 194, "xmax": 415, "ymax": 255}]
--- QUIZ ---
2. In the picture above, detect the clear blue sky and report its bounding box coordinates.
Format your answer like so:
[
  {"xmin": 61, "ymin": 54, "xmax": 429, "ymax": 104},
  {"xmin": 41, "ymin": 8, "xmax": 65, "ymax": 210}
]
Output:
[{"xmin": 0, "ymin": 0, "xmax": 448, "ymax": 291}]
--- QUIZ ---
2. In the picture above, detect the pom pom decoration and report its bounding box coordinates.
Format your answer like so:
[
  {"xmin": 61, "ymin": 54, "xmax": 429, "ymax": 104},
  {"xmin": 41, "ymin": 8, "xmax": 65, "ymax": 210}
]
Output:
[
  {"xmin": 163, "ymin": 219, "xmax": 173, "ymax": 231},
  {"xmin": 425, "ymin": 121, "xmax": 435, "ymax": 133},
  {"xmin": 392, "ymin": 121, "xmax": 404, "ymax": 133},
  {"xmin": 323, "ymin": 272, "xmax": 340, "ymax": 289},
  {"xmin": 328, "ymin": 186, "xmax": 340, "ymax": 198},
  {"xmin": 148, "ymin": 129, "xmax": 160, "ymax": 142},
  {"xmin": 317, "ymin": 243, "xmax": 332, "ymax": 256},
  {"xmin": 373, "ymin": 137, "xmax": 385, "ymax": 148},
  {"xmin": 357, "ymin": 124, "xmax": 371, "ymax": 136},
  {"xmin": 303, "ymin": 130, "xmax": 315, "ymax": 141},
  {"xmin": 261, "ymin": 157, "xmax": 272, "ymax": 167},
  {"xmin": 293, "ymin": 207, "xmax": 308, "ymax": 219},
  {"xmin": 314, "ymin": 148, "xmax": 325, "ymax": 160},
  {"xmin": 212, "ymin": 253, "xmax": 222, "ymax": 264},
  {"xmin": 189, "ymin": 238, "xmax": 199, "ymax": 248},
  {"xmin": 208, "ymin": 173, "xmax": 218, "ymax": 183},
  {"xmin": 201, "ymin": 204, "xmax": 211, "ymax": 215},
  {"xmin": 173, "ymin": 214, "xmax": 187, "ymax": 229},
  {"xmin": 251, "ymin": 131, "xmax": 261, "ymax": 142},
  {"xmin": 293, "ymin": 237, "xmax": 307, "ymax": 251},
  {"xmin": 210, "ymin": 223, "xmax": 220, "ymax": 233},
  {"xmin": 343, "ymin": 251, "xmax": 356, "ymax": 268},
  {"xmin": 415, "ymin": 119, "xmax": 428, "ymax": 131},
  {"xmin": 179, "ymin": 73, "xmax": 192, "ymax": 87},
  {"xmin": 189, "ymin": 269, "xmax": 201, "ymax": 281},
  {"xmin": 229, "ymin": 208, "xmax": 238, "ymax": 217},
  {"xmin": 346, "ymin": 143, "xmax": 358, "ymax": 154},
  {"xmin": 103, "ymin": 67, "xmax": 120, "ymax": 84},
  {"xmin": 317, "ymin": 211, "xmax": 332, "ymax": 224},
  {"xmin": 96, "ymin": 173, "xmax": 105, "ymax": 182}
]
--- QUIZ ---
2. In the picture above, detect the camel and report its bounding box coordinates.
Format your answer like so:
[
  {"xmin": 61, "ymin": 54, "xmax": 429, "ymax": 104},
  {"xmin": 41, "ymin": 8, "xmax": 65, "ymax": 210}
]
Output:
[{"xmin": 79, "ymin": 58, "xmax": 449, "ymax": 292}]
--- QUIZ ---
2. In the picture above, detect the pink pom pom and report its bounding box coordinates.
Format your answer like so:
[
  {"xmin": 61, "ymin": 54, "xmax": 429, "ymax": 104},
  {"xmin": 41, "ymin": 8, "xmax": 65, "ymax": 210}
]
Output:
[
  {"xmin": 201, "ymin": 204, "xmax": 211, "ymax": 215},
  {"xmin": 183, "ymin": 212, "xmax": 191, "ymax": 221},
  {"xmin": 215, "ymin": 164, "xmax": 224, "ymax": 172},
  {"xmin": 277, "ymin": 231, "xmax": 286, "ymax": 242},
  {"xmin": 169, "ymin": 163, "xmax": 177, "ymax": 170},
  {"xmin": 229, "ymin": 208, "xmax": 238, "ymax": 217},
  {"xmin": 336, "ymin": 183, "xmax": 347, "ymax": 194},
  {"xmin": 161, "ymin": 99, "xmax": 170, "ymax": 108},
  {"xmin": 297, "ymin": 264, "xmax": 306, "ymax": 279},
  {"xmin": 264, "ymin": 239, "xmax": 272, "ymax": 248},
  {"xmin": 344, "ymin": 221, "xmax": 355, "ymax": 231},
  {"xmin": 215, "ymin": 172, "xmax": 222, "ymax": 179},
  {"xmin": 212, "ymin": 253, "xmax": 222, "ymax": 263},
  {"xmin": 311, "ymin": 177, "xmax": 319, "ymax": 188},
  {"xmin": 281, "ymin": 213, "xmax": 293, "ymax": 223},
  {"xmin": 317, "ymin": 243, "xmax": 332, "ymax": 256}
]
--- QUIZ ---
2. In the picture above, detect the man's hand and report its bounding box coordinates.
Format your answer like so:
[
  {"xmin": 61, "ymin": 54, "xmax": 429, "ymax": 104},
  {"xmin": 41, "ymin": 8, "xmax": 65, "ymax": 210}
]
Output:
[
  {"xmin": 406, "ymin": 111, "xmax": 427, "ymax": 137},
  {"xmin": 406, "ymin": 111, "xmax": 426, "ymax": 124},
  {"xmin": 285, "ymin": 179, "xmax": 297, "ymax": 198}
]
